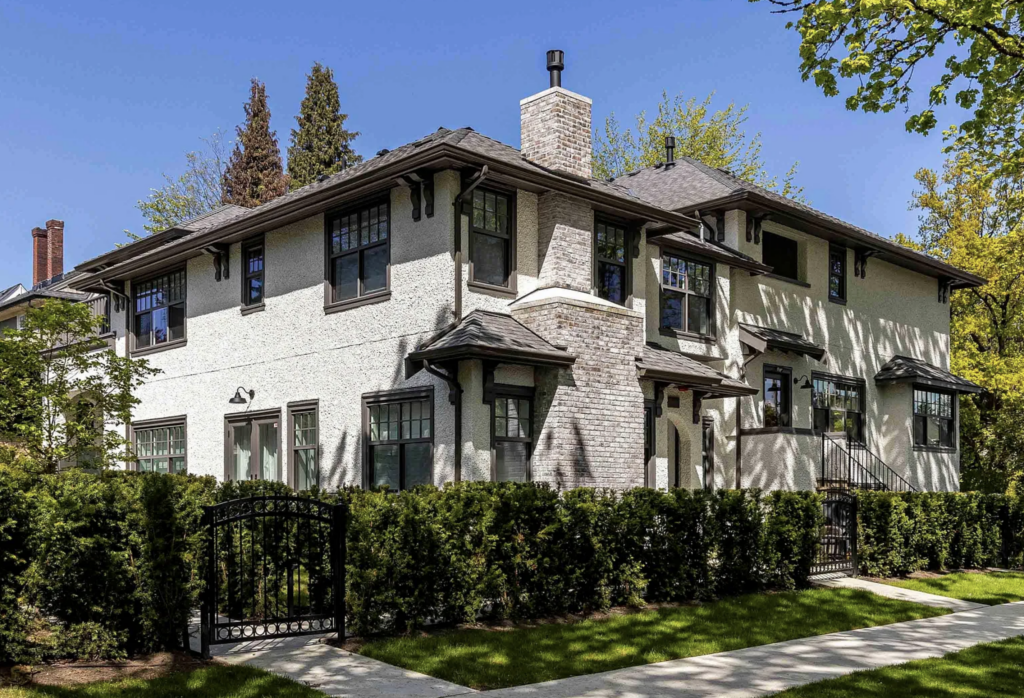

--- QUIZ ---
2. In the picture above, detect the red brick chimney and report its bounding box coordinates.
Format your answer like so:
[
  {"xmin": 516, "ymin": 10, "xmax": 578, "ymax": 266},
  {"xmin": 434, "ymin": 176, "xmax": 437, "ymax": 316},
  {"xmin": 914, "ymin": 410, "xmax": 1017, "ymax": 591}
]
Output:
[
  {"xmin": 45, "ymin": 219, "xmax": 64, "ymax": 282},
  {"xmin": 32, "ymin": 226, "xmax": 48, "ymax": 286}
]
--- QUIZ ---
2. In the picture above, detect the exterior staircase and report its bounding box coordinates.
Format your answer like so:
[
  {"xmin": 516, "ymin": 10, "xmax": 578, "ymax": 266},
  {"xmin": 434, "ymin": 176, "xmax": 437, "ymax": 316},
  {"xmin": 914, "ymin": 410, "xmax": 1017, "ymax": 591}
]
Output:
[{"xmin": 818, "ymin": 432, "xmax": 917, "ymax": 493}]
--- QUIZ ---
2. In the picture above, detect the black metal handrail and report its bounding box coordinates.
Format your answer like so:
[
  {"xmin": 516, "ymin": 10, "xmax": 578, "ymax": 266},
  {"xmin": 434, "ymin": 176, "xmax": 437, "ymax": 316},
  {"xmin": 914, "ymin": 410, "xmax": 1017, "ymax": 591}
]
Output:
[
  {"xmin": 820, "ymin": 433, "xmax": 917, "ymax": 492},
  {"xmin": 848, "ymin": 438, "xmax": 917, "ymax": 492}
]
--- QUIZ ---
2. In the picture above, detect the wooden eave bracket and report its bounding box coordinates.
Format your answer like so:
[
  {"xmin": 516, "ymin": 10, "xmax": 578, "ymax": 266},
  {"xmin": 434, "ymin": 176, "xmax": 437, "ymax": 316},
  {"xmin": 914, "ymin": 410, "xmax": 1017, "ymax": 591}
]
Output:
[
  {"xmin": 854, "ymin": 249, "xmax": 879, "ymax": 278},
  {"xmin": 207, "ymin": 243, "xmax": 230, "ymax": 282}
]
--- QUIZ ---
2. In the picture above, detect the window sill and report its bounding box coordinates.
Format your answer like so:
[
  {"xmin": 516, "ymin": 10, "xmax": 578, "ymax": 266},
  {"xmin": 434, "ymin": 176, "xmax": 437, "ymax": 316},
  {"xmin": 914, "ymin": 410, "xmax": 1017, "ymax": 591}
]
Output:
[
  {"xmin": 913, "ymin": 445, "xmax": 957, "ymax": 454},
  {"xmin": 659, "ymin": 328, "xmax": 716, "ymax": 344},
  {"xmin": 764, "ymin": 273, "xmax": 811, "ymax": 289},
  {"xmin": 240, "ymin": 303, "xmax": 265, "ymax": 316},
  {"xmin": 131, "ymin": 339, "xmax": 187, "ymax": 357},
  {"xmin": 828, "ymin": 296, "xmax": 848, "ymax": 306},
  {"xmin": 468, "ymin": 280, "xmax": 517, "ymax": 298},
  {"xmin": 324, "ymin": 290, "xmax": 392, "ymax": 315},
  {"xmin": 741, "ymin": 426, "xmax": 815, "ymax": 436}
]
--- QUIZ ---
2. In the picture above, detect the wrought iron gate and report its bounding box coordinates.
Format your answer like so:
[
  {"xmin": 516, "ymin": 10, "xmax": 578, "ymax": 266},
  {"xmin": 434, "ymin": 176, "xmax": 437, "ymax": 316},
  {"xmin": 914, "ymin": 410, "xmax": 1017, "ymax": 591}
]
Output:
[
  {"xmin": 812, "ymin": 489, "xmax": 857, "ymax": 576},
  {"xmin": 200, "ymin": 496, "xmax": 346, "ymax": 657}
]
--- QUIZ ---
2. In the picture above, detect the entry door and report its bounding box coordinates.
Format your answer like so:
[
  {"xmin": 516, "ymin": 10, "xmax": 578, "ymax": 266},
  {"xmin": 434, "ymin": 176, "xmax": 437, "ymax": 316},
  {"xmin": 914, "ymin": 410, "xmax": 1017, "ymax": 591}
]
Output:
[
  {"xmin": 700, "ymin": 417, "xmax": 714, "ymax": 490},
  {"xmin": 229, "ymin": 415, "xmax": 281, "ymax": 481}
]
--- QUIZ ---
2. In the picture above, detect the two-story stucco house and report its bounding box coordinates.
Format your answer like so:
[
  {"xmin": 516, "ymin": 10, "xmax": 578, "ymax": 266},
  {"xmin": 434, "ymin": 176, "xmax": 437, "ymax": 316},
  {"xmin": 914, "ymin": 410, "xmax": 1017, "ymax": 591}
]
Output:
[{"xmin": 65, "ymin": 51, "xmax": 983, "ymax": 493}]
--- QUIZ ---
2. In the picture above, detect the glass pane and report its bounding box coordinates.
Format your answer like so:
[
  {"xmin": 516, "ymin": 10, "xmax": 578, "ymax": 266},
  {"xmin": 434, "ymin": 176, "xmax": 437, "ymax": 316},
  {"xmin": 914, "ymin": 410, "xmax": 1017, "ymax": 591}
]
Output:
[
  {"xmin": 295, "ymin": 448, "xmax": 317, "ymax": 490},
  {"xmin": 496, "ymin": 442, "xmax": 529, "ymax": 482},
  {"xmin": 519, "ymin": 399, "xmax": 531, "ymax": 438},
  {"xmin": 687, "ymin": 294, "xmax": 710, "ymax": 335},
  {"xmin": 170, "ymin": 457, "xmax": 186, "ymax": 474},
  {"xmin": 137, "ymin": 430, "xmax": 153, "ymax": 457},
  {"xmin": 363, "ymin": 245, "xmax": 388, "ymax": 294},
  {"xmin": 662, "ymin": 255, "xmax": 685, "ymax": 290},
  {"xmin": 333, "ymin": 254, "xmax": 359, "ymax": 302},
  {"xmin": 830, "ymin": 409, "xmax": 845, "ymax": 433},
  {"xmin": 420, "ymin": 400, "xmax": 431, "ymax": 437},
  {"xmin": 248, "ymin": 277, "xmax": 263, "ymax": 305},
  {"xmin": 233, "ymin": 425, "xmax": 251, "ymax": 481},
  {"xmin": 168, "ymin": 304, "xmax": 185, "ymax": 341},
  {"xmin": 259, "ymin": 422, "xmax": 279, "ymax": 481},
  {"xmin": 369, "ymin": 405, "xmax": 379, "ymax": 441},
  {"xmin": 472, "ymin": 190, "xmax": 485, "ymax": 229},
  {"xmin": 404, "ymin": 443, "xmax": 432, "ymax": 488},
  {"xmin": 152, "ymin": 307, "xmax": 168, "ymax": 344},
  {"xmin": 472, "ymin": 233, "xmax": 508, "ymax": 287},
  {"xmin": 661, "ymin": 293, "xmax": 683, "ymax": 330},
  {"xmin": 598, "ymin": 262, "xmax": 625, "ymax": 304},
  {"xmin": 135, "ymin": 312, "xmax": 152, "ymax": 348},
  {"xmin": 372, "ymin": 445, "xmax": 400, "ymax": 490}
]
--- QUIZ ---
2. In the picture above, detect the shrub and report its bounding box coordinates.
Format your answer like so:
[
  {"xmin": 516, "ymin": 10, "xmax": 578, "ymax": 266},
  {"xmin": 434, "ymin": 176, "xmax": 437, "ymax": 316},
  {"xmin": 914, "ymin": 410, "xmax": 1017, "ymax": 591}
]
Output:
[
  {"xmin": 0, "ymin": 465, "xmax": 33, "ymax": 663},
  {"xmin": 763, "ymin": 491, "xmax": 823, "ymax": 590}
]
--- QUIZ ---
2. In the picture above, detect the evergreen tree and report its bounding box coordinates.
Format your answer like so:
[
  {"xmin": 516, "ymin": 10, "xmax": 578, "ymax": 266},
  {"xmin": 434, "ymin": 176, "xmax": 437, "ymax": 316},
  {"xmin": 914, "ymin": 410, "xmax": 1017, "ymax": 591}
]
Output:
[
  {"xmin": 222, "ymin": 79, "xmax": 288, "ymax": 207},
  {"xmin": 287, "ymin": 62, "xmax": 361, "ymax": 190}
]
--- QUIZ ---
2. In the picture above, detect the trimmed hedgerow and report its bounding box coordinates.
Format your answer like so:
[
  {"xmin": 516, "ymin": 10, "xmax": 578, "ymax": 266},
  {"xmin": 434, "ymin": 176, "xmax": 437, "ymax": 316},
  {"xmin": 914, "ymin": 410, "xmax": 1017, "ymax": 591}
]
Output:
[{"xmin": 857, "ymin": 491, "xmax": 1022, "ymax": 577}]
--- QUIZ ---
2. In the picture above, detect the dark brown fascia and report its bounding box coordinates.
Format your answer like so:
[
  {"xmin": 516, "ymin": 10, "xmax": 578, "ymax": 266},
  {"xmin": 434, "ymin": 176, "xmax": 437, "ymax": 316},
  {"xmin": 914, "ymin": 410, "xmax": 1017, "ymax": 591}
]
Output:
[
  {"xmin": 653, "ymin": 236, "xmax": 771, "ymax": 275},
  {"xmin": 75, "ymin": 141, "xmax": 697, "ymax": 286},
  {"xmin": 637, "ymin": 367, "xmax": 758, "ymax": 397},
  {"xmin": 407, "ymin": 344, "xmax": 576, "ymax": 368},
  {"xmin": 669, "ymin": 190, "xmax": 985, "ymax": 289}
]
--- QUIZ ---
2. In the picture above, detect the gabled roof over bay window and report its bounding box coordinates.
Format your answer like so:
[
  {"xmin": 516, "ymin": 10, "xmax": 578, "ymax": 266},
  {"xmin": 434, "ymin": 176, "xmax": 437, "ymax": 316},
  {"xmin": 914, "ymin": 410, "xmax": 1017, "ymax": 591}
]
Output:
[
  {"xmin": 874, "ymin": 355, "xmax": 982, "ymax": 393},
  {"xmin": 637, "ymin": 343, "xmax": 756, "ymax": 398},
  {"xmin": 738, "ymin": 322, "xmax": 826, "ymax": 361}
]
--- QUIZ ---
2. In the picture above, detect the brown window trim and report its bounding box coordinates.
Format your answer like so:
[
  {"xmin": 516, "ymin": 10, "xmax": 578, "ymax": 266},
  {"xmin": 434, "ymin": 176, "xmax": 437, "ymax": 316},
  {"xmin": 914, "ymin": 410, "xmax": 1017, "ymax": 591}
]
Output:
[
  {"xmin": 324, "ymin": 195, "xmax": 392, "ymax": 312},
  {"xmin": 241, "ymin": 236, "xmax": 266, "ymax": 308},
  {"xmin": 466, "ymin": 183, "xmax": 517, "ymax": 293},
  {"xmin": 593, "ymin": 214, "xmax": 634, "ymax": 307},
  {"xmin": 811, "ymin": 372, "xmax": 866, "ymax": 443},
  {"xmin": 129, "ymin": 267, "xmax": 187, "ymax": 356},
  {"xmin": 287, "ymin": 399, "xmax": 320, "ymax": 490},
  {"xmin": 224, "ymin": 408, "xmax": 284, "ymax": 482},
  {"xmin": 130, "ymin": 415, "xmax": 187, "ymax": 473},
  {"xmin": 361, "ymin": 386, "xmax": 435, "ymax": 491},
  {"xmin": 658, "ymin": 250, "xmax": 716, "ymax": 339},
  {"xmin": 828, "ymin": 244, "xmax": 847, "ymax": 305},
  {"xmin": 490, "ymin": 385, "xmax": 534, "ymax": 483},
  {"xmin": 763, "ymin": 364, "xmax": 792, "ymax": 428}
]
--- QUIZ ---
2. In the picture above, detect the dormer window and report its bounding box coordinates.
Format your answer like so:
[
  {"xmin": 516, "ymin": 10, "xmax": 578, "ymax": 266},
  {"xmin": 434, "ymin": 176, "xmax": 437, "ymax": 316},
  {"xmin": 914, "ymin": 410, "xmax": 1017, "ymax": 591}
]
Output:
[
  {"xmin": 595, "ymin": 218, "xmax": 629, "ymax": 304},
  {"xmin": 762, "ymin": 230, "xmax": 799, "ymax": 282}
]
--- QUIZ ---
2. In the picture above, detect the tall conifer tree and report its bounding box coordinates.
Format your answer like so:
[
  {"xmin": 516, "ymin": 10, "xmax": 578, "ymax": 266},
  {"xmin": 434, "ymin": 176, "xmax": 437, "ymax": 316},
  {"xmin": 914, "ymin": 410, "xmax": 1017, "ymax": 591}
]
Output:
[
  {"xmin": 287, "ymin": 62, "xmax": 360, "ymax": 190},
  {"xmin": 222, "ymin": 79, "xmax": 288, "ymax": 207}
]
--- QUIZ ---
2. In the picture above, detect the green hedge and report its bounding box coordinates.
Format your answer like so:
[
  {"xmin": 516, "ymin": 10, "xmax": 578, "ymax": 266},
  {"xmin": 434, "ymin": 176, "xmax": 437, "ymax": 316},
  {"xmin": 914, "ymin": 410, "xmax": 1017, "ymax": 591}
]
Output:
[{"xmin": 856, "ymin": 491, "xmax": 1023, "ymax": 577}]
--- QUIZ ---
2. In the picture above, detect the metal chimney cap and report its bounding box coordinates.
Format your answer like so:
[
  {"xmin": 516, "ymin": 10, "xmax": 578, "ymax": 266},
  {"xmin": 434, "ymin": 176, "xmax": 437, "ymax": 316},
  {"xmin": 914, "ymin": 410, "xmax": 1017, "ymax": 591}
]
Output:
[
  {"xmin": 664, "ymin": 135, "xmax": 676, "ymax": 149},
  {"xmin": 664, "ymin": 135, "xmax": 676, "ymax": 165},
  {"xmin": 546, "ymin": 49, "xmax": 564, "ymax": 88}
]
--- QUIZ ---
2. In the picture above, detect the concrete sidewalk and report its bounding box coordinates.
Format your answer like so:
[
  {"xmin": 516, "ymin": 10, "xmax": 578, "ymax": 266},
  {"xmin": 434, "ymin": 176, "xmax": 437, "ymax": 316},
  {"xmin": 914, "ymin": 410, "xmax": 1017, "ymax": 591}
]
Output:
[
  {"xmin": 484, "ymin": 602, "xmax": 1024, "ymax": 698},
  {"xmin": 812, "ymin": 575, "xmax": 987, "ymax": 612}
]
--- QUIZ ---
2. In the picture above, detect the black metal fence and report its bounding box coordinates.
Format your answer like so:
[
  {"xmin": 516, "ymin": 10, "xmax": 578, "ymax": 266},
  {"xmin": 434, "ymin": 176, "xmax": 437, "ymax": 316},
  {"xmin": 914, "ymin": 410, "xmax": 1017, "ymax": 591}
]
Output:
[
  {"xmin": 812, "ymin": 489, "xmax": 857, "ymax": 575},
  {"xmin": 200, "ymin": 496, "xmax": 346, "ymax": 657}
]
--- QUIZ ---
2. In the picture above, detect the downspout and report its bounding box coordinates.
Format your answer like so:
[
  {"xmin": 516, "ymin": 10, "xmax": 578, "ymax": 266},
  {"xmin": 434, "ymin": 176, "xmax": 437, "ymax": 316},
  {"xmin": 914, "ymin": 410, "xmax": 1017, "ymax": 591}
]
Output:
[
  {"xmin": 424, "ymin": 361, "xmax": 463, "ymax": 482},
  {"xmin": 452, "ymin": 166, "xmax": 489, "ymax": 322},
  {"xmin": 735, "ymin": 352, "xmax": 759, "ymax": 489}
]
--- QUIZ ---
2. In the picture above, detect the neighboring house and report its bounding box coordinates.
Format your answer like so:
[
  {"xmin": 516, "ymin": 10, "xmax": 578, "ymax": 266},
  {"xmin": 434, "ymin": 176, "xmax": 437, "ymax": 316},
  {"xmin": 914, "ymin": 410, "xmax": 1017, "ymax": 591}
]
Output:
[{"xmin": 68, "ymin": 52, "xmax": 982, "ymax": 492}]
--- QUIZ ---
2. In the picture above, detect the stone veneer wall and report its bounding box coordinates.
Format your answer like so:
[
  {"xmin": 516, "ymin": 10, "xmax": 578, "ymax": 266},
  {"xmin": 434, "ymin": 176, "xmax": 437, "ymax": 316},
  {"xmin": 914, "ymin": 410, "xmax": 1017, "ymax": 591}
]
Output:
[
  {"xmin": 537, "ymin": 192, "xmax": 593, "ymax": 292},
  {"xmin": 520, "ymin": 87, "xmax": 592, "ymax": 180},
  {"xmin": 513, "ymin": 298, "xmax": 645, "ymax": 489}
]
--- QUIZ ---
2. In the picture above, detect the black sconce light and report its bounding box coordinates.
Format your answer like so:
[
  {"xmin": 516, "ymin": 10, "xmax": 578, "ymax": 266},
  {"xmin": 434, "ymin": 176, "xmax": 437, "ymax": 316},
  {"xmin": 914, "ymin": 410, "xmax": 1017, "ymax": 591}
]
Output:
[
  {"xmin": 793, "ymin": 374, "xmax": 813, "ymax": 390},
  {"xmin": 229, "ymin": 387, "xmax": 255, "ymax": 405}
]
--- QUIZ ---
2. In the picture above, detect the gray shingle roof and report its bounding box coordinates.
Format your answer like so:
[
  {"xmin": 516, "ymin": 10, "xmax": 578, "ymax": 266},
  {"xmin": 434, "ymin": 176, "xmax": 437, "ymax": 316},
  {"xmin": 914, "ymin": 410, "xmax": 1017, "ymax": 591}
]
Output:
[
  {"xmin": 615, "ymin": 158, "xmax": 984, "ymax": 287},
  {"xmin": 658, "ymin": 231, "xmax": 769, "ymax": 272},
  {"xmin": 0, "ymin": 287, "xmax": 91, "ymax": 313},
  {"xmin": 637, "ymin": 343, "xmax": 757, "ymax": 397},
  {"xmin": 875, "ymin": 355, "xmax": 982, "ymax": 393},
  {"xmin": 738, "ymin": 322, "xmax": 826, "ymax": 361},
  {"xmin": 408, "ymin": 309, "xmax": 575, "ymax": 367}
]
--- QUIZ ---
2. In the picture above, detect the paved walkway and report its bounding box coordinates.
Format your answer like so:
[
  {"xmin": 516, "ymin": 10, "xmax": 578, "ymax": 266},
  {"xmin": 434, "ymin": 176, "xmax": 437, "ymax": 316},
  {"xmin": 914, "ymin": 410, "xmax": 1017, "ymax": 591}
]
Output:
[
  {"xmin": 812, "ymin": 575, "xmax": 987, "ymax": 612},
  {"xmin": 484, "ymin": 602, "xmax": 1024, "ymax": 697},
  {"xmin": 211, "ymin": 634, "xmax": 475, "ymax": 697}
]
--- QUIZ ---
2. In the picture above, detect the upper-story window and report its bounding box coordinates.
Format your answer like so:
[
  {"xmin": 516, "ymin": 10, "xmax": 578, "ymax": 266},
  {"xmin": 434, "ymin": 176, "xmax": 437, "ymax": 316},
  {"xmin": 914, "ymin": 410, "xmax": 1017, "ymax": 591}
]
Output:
[
  {"xmin": 242, "ymin": 238, "xmax": 265, "ymax": 307},
  {"xmin": 595, "ymin": 218, "xmax": 629, "ymax": 304},
  {"xmin": 763, "ymin": 365, "xmax": 792, "ymax": 428},
  {"xmin": 660, "ymin": 253, "xmax": 714, "ymax": 336},
  {"xmin": 133, "ymin": 269, "xmax": 185, "ymax": 350},
  {"xmin": 0, "ymin": 315, "xmax": 25, "ymax": 335},
  {"xmin": 762, "ymin": 230, "xmax": 799, "ymax": 281},
  {"xmin": 829, "ymin": 245, "xmax": 847, "ymax": 303},
  {"xmin": 469, "ymin": 187, "xmax": 515, "ymax": 289},
  {"xmin": 813, "ymin": 374, "xmax": 864, "ymax": 442},
  {"xmin": 914, "ymin": 388, "xmax": 955, "ymax": 449},
  {"xmin": 326, "ymin": 199, "xmax": 389, "ymax": 307}
]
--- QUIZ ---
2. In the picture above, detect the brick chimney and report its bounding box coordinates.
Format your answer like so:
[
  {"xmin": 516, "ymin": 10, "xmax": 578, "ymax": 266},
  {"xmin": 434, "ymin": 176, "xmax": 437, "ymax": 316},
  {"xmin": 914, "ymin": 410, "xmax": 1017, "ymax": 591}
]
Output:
[
  {"xmin": 45, "ymin": 219, "xmax": 64, "ymax": 282},
  {"xmin": 32, "ymin": 226, "xmax": 48, "ymax": 286},
  {"xmin": 520, "ymin": 50, "xmax": 592, "ymax": 180}
]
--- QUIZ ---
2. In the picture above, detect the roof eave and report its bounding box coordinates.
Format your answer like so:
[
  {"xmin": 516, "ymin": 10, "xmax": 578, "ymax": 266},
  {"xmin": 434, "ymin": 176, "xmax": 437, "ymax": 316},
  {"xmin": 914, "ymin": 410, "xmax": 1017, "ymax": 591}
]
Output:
[{"xmin": 408, "ymin": 344, "xmax": 576, "ymax": 368}]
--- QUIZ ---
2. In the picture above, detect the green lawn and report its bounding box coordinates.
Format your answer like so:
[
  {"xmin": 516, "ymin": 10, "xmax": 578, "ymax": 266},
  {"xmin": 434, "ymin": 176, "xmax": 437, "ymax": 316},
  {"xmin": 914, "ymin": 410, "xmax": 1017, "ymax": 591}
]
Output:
[
  {"xmin": 878, "ymin": 571, "xmax": 1024, "ymax": 606},
  {"xmin": 0, "ymin": 664, "xmax": 324, "ymax": 698},
  {"xmin": 359, "ymin": 588, "xmax": 947, "ymax": 690},
  {"xmin": 772, "ymin": 636, "xmax": 1024, "ymax": 697}
]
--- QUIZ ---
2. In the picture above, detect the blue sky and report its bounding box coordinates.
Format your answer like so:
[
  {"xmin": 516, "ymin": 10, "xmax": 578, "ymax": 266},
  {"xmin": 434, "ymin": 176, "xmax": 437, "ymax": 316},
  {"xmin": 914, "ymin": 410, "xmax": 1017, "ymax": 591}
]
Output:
[{"xmin": 0, "ymin": 0, "xmax": 965, "ymax": 285}]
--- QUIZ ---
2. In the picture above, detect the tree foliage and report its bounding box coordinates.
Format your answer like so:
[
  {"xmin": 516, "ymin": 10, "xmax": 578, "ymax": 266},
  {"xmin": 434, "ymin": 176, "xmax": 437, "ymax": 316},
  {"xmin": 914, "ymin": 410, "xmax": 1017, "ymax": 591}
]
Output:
[
  {"xmin": 753, "ymin": 0, "xmax": 1024, "ymax": 175},
  {"xmin": 0, "ymin": 301, "xmax": 157, "ymax": 474},
  {"xmin": 287, "ymin": 62, "xmax": 361, "ymax": 191},
  {"xmin": 897, "ymin": 146, "xmax": 1024, "ymax": 492},
  {"xmin": 222, "ymin": 79, "xmax": 288, "ymax": 208},
  {"xmin": 130, "ymin": 132, "xmax": 227, "ymax": 238},
  {"xmin": 593, "ymin": 91, "xmax": 803, "ymax": 199}
]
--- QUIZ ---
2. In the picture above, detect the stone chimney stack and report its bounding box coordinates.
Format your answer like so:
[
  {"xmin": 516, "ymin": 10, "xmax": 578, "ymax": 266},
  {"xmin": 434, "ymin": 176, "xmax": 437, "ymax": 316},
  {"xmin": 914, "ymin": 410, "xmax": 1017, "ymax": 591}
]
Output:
[
  {"xmin": 32, "ymin": 226, "xmax": 48, "ymax": 287},
  {"xmin": 45, "ymin": 219, "xmax": 64, "ymax": 282},
  {"xmin": 520, "ymin": 50, "xmax": 592, "ymax": 180}
]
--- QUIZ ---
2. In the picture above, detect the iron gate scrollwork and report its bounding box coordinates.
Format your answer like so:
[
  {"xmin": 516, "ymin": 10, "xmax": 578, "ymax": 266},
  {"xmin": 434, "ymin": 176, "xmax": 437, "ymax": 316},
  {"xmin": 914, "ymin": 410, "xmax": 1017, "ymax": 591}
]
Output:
[
  {"xmin": 200, "ymin": 496, "xmax": 346, "ymax": 657},
  {"xmin": 812, "ymin": 489, "xmax": 857, "ymax": 576}
]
